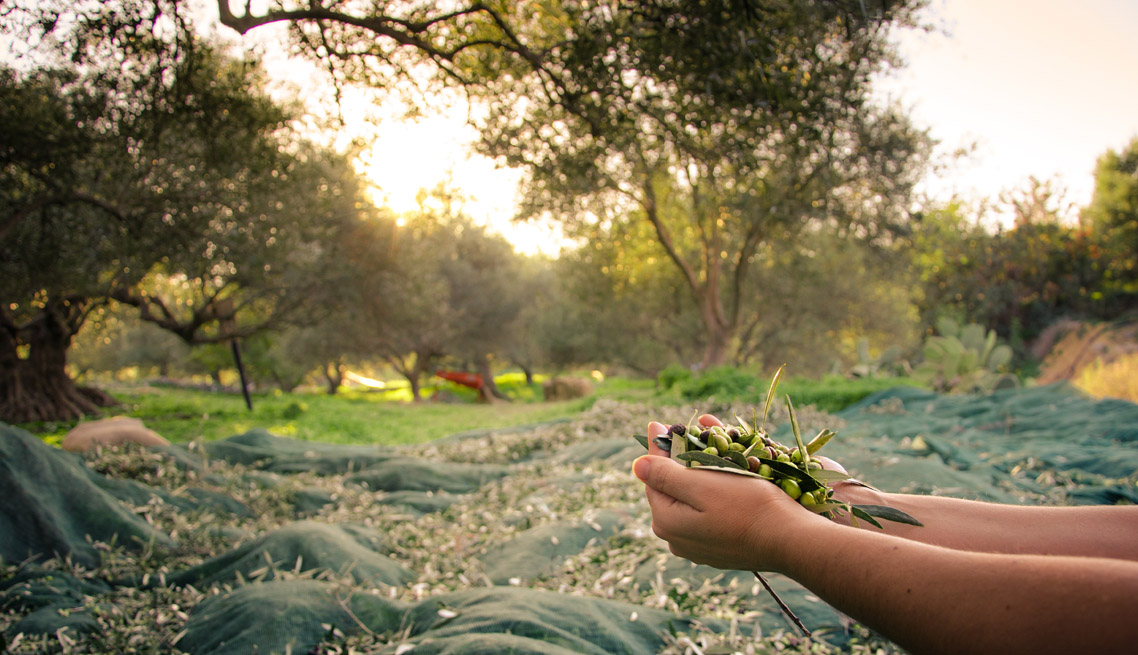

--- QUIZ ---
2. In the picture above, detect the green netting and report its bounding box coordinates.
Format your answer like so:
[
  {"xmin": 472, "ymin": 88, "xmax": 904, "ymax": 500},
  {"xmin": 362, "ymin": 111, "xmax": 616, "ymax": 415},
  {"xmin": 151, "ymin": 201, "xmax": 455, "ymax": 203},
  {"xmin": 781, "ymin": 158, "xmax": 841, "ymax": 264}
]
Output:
[
  {"xmin": 345, "ymin": 457, "xmax": 511, "ymax": 493},
  {"xmin": 827, "ymin": 383, "xmax": 1138, "ymax": 501},
  {"xmin": 176, "ymin": 579, "xmax": 363, "ymax": 655},
  {"xmin": 0, "ymin": 425, "xmax": 170, "ymax": 568},
  {"xmin": 3, "ymin": 383, "xmax": 1137, "ymax": 653},
  {"xmin": 202, "ymin": 428, "xmax": 401, "ymax": 474},
  {"xmin": 481, "ymin": 510, "xmax": 625, "ymax": 584},
  {"xmin": 0, "ymin": 568, "xmax": 111, "ymax": 613},
  {"xmin": 374, "ymin": 490, "xmax": 462, "ymax": 515},
  {"xmin": 177, "ymin": 580, "xmax": 711, "ymax": 655},
  {"xmin": 164, "ymin": 520, "xmax": 413, "ymax": 589}
]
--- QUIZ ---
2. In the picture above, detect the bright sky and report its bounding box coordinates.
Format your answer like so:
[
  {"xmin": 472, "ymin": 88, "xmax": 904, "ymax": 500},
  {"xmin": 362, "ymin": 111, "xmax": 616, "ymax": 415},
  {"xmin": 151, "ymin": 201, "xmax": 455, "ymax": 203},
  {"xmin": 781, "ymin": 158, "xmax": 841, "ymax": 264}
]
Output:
[
  {"xmin": 876, "ymin": 0, "xmax": 1138, "ymax": 220},
  {"xmin": 248, "ymin": 0, "xmax": 1138, "ymax": 250}
]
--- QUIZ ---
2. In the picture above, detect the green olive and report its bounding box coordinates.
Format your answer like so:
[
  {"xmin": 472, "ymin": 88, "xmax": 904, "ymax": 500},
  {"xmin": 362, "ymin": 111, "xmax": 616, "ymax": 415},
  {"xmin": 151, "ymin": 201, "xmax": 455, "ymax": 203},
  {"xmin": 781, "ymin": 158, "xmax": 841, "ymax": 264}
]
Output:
[
  {"xmin": 709, "ymin": 433, "xmax": 731, "ymax": 453},
  {"xmin": 703, "ymin": 446, "xmax": 719, "ymax": 456},
  {"xmin": 780, "ymin": 479, "xmax": 802, "ymax": 500},
  {"xmin": 727, "ymin": 441, "xmax": 746, "ymax": 453},
  {"xmin": 757, "ymin": 463, "xmax": 773, "ymax": 478}
]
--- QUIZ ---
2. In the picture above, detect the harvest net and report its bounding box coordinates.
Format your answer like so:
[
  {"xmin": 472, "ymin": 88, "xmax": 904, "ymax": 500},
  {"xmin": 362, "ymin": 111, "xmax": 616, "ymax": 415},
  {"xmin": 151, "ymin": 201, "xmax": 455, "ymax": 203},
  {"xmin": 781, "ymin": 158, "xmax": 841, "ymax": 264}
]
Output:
[{"xmin": 2, "ymin": 383, "xmax": 1136, "ymax": 654}]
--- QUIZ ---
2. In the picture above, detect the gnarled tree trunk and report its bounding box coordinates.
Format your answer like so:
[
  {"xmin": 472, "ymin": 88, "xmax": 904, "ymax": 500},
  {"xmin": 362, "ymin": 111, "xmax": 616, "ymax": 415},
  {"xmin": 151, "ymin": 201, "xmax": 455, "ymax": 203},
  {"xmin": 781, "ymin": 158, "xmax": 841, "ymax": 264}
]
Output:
[{"xmin": 0, "ymin": 299, "xmax": 116, "ymax": 423}]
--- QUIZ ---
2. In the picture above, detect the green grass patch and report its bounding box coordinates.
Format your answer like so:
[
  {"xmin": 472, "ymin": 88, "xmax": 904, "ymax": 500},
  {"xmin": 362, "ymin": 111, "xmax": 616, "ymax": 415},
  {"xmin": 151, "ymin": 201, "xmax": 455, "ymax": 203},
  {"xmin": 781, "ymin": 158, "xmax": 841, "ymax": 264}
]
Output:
[
  {"xmin": 20, "ymin": 381, "xmax": 600, "ymax": 447},
  {"xmin": 17, "ymin": 370, "xmax": 898, "ymax": 448}
]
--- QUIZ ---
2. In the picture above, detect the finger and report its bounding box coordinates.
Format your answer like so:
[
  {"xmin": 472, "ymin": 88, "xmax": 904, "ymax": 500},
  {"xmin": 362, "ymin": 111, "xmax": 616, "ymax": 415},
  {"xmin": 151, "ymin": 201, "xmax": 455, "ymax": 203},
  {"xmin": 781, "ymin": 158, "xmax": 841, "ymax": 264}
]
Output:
[
  {"xmin": 647, "ymin": 421, "xmax": 670, "ymax": 457},
  {"xmin": 697, "ymin": 414, "xmax": 724, "ymax": 428},
  {"xmin": 812, "ymin": 455, "xmax": 848, "ymax": 474},
  {"xmin": 633, "ymin": 455, "xmax": 711, "ymax": 512}
]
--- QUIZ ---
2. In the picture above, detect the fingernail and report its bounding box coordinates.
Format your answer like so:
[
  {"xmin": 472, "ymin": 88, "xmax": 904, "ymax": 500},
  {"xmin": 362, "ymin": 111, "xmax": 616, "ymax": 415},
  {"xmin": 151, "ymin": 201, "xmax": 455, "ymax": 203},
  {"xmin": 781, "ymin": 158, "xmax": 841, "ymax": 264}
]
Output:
[
  {"xmin": 633, "ymin": 456, "xmax": 652, "ymax": 482},
  {"xmin": 648, "ymin": 421, "xmax": 667, "ymax": 436}
]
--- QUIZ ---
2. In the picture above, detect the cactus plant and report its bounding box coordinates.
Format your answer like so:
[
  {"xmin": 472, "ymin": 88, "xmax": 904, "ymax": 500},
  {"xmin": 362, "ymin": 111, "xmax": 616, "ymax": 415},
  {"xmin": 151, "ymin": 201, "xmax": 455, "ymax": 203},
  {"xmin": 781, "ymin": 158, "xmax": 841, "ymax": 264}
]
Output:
[
  {"xmin": 848, "ymin": 337, "xmax": 906, "ymax": 378},
  {"xmin": 913, "ymin": 318, "xmax": 1018, "ymax": 393}
]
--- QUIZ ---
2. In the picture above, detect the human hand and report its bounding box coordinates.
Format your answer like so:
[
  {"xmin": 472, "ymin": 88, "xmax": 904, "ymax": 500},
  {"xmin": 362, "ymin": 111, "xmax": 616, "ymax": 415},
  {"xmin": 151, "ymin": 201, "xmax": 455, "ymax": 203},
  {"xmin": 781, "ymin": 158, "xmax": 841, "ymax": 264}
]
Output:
[{"xmin": 635, "ymin": 419, "xmax": 830, "ymax": 573}]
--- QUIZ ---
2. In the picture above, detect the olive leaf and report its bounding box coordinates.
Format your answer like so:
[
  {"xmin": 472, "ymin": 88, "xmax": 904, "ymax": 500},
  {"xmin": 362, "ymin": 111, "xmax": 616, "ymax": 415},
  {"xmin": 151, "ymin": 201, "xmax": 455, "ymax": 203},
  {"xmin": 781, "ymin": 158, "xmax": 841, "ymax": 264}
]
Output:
[
  {"xmin": 809, "ymin": 469, "xmax": 852, "ymax": 484},
  {"xmin": 722, "ymin": 450, "xmax": 749, "ymax": 469},
  {"xmin": 849, "ymin": 505, "xmax": 885, "ymax": 530},
  {"xmin": 677, "ymin": 450, "xmax": 746, "ymax": 470},
  {"xmin": 761, "ymin": 363, "xmax": 786, "ymax": 430},
  {"xmin": 785, "ymin": 394, "xmax": 810, "ymax": 465},
  {"xmin": 685, "ymin": 433, "xmax": 708, "ymax": 450},
  {"xmin": 851, "ymin": 504, "xmax": 924, "ymax": 527},
  {"xmin": 634, "ymin": 434, "xmax": 650, "ymax": 450},
  {"xmin": 652, "ymin": 436, "xmax": 673, "ymax": 452},
  {"xmin": 753, "ymin": 457, "xmax": 826, "ymax": 493},
  {"xmin": 806, "ymin": 429, "xmax": 835, "ymax": 454}
]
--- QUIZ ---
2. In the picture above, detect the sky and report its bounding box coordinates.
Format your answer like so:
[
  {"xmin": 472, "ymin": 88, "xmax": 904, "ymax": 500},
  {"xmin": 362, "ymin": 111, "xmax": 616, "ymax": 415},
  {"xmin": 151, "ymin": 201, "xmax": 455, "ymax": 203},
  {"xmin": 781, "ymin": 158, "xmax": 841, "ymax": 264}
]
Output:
[
  {"xmin": 245, "ymin": 1, "xmax": 1138, "ymax": 251},
  {"xmin": 876, "ymin": 0, "xmax": 1138, "ymax": 221}
]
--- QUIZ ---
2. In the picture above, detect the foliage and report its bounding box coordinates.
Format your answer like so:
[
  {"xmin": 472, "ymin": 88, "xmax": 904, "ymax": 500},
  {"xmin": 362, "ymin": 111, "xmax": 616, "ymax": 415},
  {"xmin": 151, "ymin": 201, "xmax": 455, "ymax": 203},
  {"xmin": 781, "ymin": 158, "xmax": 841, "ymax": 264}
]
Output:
[
  {"xmin": 1083, "ymin": 136, "xmax": 1138, "ymax": 294},
  {"xmin": 778, "ymin": 375, "xmax": 924, "ymax": 413},
  {"xmin": 847, "ymin": 338, "xmax": 907, "ymax": 379},
  {"xmin": 656, "ymin": 365, "xmax": 693, "ymax": 392},
  {"xmin": 911, "ymin": 318, "xmax": 1018, "ymax": 394},
  {"xmin": 676, "ymin": 366, "xmax": 763, "ymax": 402},
  {"xmin": 543, "ymin": 224, "xmax": 702, "ymax": 375},
  {"xmin": 911, "ymin": 167, "xmax": 1138, "ymax": 353},
  {"xmin": 207, "ymin": 0, "xmax": 933, "ymax": 369},
  {"xmin": 472, "ymin": 2, "xmax": 931, "ymax": 368},
  {"xmin": 340, "ymin": 193, "xmax": 536, "ymax": 401},
  {"xmin": 0, "ymin": 4, "xmax": 377, "ymax": 421},
  {"xmin": 68, "ymin": 309, "xmax": 192, "ymax": 380},
  {"xmin": 662, "ymin": 367, "xmax": 923, "ymax": 413},
  {"xmin": 733, "ymin": 228, "xmax": 921, "ymax": 375}
]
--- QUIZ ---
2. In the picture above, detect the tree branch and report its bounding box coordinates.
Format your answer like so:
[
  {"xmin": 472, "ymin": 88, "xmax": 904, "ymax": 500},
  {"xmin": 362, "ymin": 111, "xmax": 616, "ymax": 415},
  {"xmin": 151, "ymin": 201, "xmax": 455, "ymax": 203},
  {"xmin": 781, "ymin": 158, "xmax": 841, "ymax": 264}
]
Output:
[{"xmin": 1, "ymin": 192, "xmax": 130, "ymax": 244}]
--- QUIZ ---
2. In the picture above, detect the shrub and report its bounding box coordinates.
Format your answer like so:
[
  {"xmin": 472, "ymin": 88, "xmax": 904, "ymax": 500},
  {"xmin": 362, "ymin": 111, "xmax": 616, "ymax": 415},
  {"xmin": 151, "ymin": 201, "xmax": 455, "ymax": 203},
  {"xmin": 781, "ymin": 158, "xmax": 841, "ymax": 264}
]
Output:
[
  {"xmin": 677, "ymin": 366, "xmax": 761, "ymax": 401},
  {"xmin": 656, "ymin": 364, "xmax": 693, "ymax": 390}
]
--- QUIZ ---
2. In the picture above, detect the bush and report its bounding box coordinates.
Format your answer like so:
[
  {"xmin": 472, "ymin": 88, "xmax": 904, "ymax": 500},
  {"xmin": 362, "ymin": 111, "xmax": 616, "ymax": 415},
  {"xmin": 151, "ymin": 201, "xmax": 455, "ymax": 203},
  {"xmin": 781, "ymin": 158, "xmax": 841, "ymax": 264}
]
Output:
[
  {"xmin": 656, "ymin": 364, "xmax": 693, "ymax": 390},
  {"xmin": 677, "ymin": 367, "xmax": 761, "ymax": 401},
  {"xmin": 781, "ymin": 375, "xmax": 925, "ymax": 413},
  {"xmin": 670, "ymin": 366, "xmax": 926, "ymax": 413}
]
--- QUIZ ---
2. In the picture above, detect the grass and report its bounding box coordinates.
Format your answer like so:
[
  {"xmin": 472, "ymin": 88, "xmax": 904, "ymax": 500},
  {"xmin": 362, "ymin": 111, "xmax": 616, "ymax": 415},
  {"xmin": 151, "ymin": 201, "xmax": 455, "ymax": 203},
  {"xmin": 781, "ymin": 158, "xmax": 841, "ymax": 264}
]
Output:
[
  {"xmin": 23, "ymin": 372, "xmax": 658, "ymax": 446},
  {"xmin": 16, "ymin": 367, "xmax": 931, "ymax": 448}
]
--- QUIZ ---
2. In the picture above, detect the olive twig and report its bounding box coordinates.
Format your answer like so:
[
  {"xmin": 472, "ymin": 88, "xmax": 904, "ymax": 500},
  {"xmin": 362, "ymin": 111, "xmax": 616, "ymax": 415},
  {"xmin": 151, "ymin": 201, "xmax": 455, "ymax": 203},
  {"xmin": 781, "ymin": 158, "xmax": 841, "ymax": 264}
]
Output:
[{"xmin": 753, "ymin": 571, "xmax": 811, "ymax": 638}]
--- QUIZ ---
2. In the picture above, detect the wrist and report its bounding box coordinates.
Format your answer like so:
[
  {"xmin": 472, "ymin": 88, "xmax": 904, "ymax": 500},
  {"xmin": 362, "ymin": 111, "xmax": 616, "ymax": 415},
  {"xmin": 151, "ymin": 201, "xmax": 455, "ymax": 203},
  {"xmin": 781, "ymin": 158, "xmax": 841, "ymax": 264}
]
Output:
[
  {"xmin": 827, "ymin": 481, "xmax": 887, "ymax": 526},
  {"xmin": 763, "ymin": 510, "xmax": 844, "ymax": 576}
]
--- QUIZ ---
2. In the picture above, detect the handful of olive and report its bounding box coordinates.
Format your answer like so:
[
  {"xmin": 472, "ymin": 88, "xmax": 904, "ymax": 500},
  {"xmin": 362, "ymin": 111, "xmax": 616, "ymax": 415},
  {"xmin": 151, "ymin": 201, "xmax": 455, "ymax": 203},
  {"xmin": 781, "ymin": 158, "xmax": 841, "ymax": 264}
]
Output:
[
  {"xmin": 633, "ymin": 367, "xmax": 921, "ymax": 638},
  {"xmin": 634, "ymin": 366, "xmax": 922, "ymax": 530}
]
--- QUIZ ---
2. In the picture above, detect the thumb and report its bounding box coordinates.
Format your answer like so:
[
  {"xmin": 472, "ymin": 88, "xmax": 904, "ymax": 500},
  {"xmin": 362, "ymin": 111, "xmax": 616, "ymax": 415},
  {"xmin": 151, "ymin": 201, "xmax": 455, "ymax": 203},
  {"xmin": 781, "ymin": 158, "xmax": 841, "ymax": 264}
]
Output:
[{"xmin": 633, "ymin": 455, "xmax": 708, "ymax": 511}]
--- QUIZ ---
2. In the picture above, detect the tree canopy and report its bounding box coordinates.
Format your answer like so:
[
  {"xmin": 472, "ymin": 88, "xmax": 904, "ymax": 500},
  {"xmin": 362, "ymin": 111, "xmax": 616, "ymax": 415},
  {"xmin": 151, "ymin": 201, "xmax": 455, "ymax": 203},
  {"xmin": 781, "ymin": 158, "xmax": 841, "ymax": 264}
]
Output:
[
  {"xmin": 209, "ymin": 0, "xmax": 933, "ymax": 368},
  {"xmin": 0, "ymin": 5, "xmax": 378, "ymax": 421}
]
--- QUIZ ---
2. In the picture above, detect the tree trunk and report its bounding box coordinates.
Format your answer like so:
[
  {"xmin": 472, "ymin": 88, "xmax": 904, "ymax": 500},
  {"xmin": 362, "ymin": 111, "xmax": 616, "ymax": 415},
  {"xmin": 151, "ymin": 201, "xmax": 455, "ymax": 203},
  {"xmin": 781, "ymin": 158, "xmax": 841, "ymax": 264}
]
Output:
[
  {"xmin": 698, "ymin": 298, "xmax": 733, "ymax": 369},
  {"xmin": 407, "ymin": 348, "xmax": 436, "ymax": 402},
  {"xmin": 475, "ymin": 354, "xmax": 507, "ymax": 402},
  {"xmin": 323, "ymin": 361, "xmax": 343, "ymax": 395},
  {"xmin": 0, "ymin": 303, "xmax": 116, "ymax": 423}
]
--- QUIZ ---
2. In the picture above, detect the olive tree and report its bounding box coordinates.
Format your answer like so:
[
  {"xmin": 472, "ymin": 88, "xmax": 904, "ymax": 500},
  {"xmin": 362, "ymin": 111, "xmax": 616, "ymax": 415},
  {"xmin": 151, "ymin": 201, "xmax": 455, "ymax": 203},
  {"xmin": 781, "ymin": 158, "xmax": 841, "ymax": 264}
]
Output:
[
  {"xmin": 210, "ymin": 0, "xmax": 932, "ymax": 368},
  {"xmin": 0, "ymin": 6, "xmax": 373, "ymax": 421}
]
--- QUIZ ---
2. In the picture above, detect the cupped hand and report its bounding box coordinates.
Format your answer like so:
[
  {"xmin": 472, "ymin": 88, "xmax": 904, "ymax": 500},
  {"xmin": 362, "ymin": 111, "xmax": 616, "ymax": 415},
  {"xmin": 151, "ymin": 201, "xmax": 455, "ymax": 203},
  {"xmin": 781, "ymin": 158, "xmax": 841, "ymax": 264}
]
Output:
[{"xmin": 636, "ymin": 420, "xmax": 829, "ymax": 573}]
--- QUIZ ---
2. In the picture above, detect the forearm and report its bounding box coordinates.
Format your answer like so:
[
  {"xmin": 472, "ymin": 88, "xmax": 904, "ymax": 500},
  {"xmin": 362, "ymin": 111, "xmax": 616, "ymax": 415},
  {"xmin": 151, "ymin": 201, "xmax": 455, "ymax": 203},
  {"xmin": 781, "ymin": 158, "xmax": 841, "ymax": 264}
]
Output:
[
  {"xmin": 833, "ymin": 482, "xmax": 1138, "ymax": 560},
  {"xmin": 780, "ymin": 520, "xmax": 1138, "ymax": 655}
]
